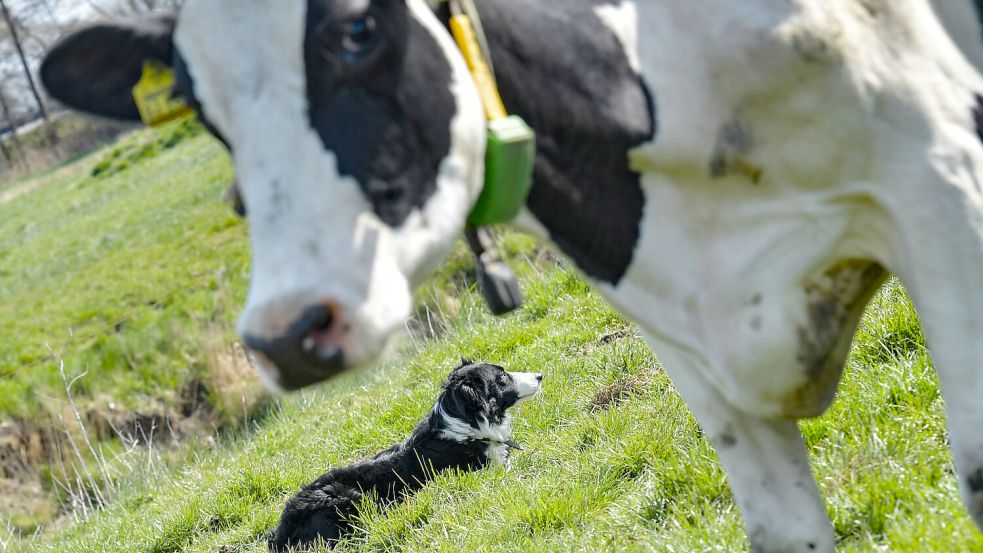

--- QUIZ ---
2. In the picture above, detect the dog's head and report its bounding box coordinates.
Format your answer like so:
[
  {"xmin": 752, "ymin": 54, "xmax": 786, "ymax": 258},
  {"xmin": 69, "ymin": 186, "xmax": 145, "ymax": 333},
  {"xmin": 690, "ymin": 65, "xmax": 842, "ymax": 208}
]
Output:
[{"xmin": 437, "ymin": 360, "xmax": 542, "ymax": 434}]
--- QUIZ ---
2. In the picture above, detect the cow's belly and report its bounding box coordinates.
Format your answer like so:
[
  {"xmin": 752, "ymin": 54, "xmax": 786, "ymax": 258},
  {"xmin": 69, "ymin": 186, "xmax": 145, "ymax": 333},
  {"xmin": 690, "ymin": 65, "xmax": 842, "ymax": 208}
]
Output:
[{"xmin": 599, "ymin": 177, "xmax": 890, "ymax": 418}]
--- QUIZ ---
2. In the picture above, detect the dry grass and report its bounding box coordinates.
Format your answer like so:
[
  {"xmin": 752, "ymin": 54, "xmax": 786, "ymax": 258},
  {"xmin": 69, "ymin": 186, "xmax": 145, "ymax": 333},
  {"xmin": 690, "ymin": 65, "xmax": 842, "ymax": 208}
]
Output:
[
  {"xmin": 590, "ymin": 372, "xmax": 654, "ymax": 412},
  {"xmin": 201, "ymin": 327, "xmax": 271, "ymax": 428}
]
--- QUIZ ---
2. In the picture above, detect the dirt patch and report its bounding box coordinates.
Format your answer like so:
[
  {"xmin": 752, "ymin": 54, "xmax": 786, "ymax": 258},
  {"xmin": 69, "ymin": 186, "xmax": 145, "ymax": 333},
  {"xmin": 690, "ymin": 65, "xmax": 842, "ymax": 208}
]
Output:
[
  {"xmin": 577, "ymin": 326, "xmax": 636, "ymax": 356},
  {"xmin": 0, "ymin": 420, "xmax": 48, "ymax": 479},
  {"xmin": 0, "ymin": 354, "xmax": 270, "ymax": 536},
  {"xmin": 589, "ymin": 372, "xmax": 653, "ymax": 413},
  {"xmin": 0, "ymin": 421, "xmax": 60, "ymax": 533},
  {"xmin": 598, "ymin": 328, "xmax": 633, "ymax": 345}
]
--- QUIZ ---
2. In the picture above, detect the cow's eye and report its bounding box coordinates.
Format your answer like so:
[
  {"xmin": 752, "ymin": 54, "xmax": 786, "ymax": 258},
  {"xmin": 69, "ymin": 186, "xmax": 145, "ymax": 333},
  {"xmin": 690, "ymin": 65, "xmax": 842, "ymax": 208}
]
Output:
[
  {"xmin": 316, "ymin": 12, "xmax": 379, "ymax": 63},
  {"xmin": 341, "ymin": 16, "xmax": 376, "ymax": 56}
]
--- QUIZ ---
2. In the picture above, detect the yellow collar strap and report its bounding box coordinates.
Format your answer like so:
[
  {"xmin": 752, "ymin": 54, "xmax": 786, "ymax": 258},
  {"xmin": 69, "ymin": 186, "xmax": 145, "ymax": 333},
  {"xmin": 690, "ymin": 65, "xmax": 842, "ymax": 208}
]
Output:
[{"xmin": 445, "ymin": 0, "xmax": 507, "ymax": 121}]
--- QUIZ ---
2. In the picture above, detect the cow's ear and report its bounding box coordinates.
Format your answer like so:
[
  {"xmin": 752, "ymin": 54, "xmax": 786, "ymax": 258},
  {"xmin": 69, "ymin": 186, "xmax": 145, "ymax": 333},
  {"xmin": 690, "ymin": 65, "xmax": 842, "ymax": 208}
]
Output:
[{"xmin": 41, "ymin": 13, "xmax": 177, "ymax": 121}]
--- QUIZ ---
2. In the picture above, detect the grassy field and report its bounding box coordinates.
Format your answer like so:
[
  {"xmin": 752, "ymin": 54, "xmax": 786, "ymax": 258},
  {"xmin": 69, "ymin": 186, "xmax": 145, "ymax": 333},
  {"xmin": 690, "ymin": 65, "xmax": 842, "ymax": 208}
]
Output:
[
  {"xmin": 2, "ymin": 121, "xmax": 982, "ymax": 551},
  {"xmin": 0, "ymin": 119, "xmax": 246, "ymax": 419},
  {"xmin": 0, "ymin": 120, "xmax": 258, "ymax": 533}
]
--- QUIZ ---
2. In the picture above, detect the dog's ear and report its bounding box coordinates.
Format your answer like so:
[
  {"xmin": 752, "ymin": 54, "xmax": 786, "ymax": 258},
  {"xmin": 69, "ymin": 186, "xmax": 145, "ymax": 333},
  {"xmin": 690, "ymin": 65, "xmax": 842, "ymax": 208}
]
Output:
[
  {"xmin": 443, "ymin": 372, "xmax": 490, "ymax": 420},
  {"xmin": 460, "ymin": 376, "xmax": 486, "ymax": 409}
]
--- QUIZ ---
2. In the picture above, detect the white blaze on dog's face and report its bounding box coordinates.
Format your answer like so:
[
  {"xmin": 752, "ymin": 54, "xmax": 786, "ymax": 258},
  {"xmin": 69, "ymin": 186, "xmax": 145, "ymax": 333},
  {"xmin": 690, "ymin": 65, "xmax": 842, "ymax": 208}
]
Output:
[
  {"xmin": 509, "ymin": 372, "xmax": 543, "ymax": 404},
  {"xmin": 172, "ymin": 0, "xmax": 485, "ymax": 389},
  {"xmin": 39, "ymin": 1, "xmax": 485, "ymax": 391}
]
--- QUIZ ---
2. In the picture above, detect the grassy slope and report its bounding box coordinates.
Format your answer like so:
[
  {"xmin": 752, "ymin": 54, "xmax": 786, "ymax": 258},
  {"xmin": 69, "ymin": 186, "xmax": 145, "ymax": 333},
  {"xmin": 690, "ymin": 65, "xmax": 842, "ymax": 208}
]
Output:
[
  {"xmin": 17, "ymin": 245, "xmax": 983, "ymax": 552},
  {"xmin": 0, "ymin": 120, "xmax": 247, "ymax": 419},
  {"xmin": 4, "ymin": 126, "xmax": 982, "ymax": 551}
]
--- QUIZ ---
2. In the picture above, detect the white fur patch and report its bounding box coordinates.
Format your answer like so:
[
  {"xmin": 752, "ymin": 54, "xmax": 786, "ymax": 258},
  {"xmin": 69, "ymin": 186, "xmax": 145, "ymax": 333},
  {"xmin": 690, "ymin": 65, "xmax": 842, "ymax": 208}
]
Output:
[
  {"xmin": 433, "ymin": 402, "xmax": 475, "ymax": 443},
  {"xmin": 594, "ymin": 1, "xmax": 641, "ymax": 73},
  {"xmin": 433, "ymin": 403, "xmax": 513, "ymax": 467},
  {"xmin": 509, "ymin": 371, "xmax": 543, "ymax": 403}
]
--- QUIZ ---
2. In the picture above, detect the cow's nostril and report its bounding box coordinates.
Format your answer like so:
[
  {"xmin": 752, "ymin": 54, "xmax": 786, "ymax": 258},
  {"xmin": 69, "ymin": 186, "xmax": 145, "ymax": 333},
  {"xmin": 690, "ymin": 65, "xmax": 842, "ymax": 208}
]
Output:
[
  {"xmin": 243, "ymin": 304, "xmax": 348, "ymax": 390},
  {"xmin": 298, "ymin": 305, "xmax": 346, "ymax": 366},
  {"xmin": 301, "ymin": 307, "xmax": 335, "ymax": 353}
]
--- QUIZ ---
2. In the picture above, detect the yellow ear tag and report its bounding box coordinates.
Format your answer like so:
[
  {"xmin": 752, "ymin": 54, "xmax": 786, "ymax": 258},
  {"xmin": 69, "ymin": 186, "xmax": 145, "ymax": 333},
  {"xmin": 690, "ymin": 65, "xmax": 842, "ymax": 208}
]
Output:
[{"xmin": 131, "ymin": 60, "xmax": 193, "ymax": 128}]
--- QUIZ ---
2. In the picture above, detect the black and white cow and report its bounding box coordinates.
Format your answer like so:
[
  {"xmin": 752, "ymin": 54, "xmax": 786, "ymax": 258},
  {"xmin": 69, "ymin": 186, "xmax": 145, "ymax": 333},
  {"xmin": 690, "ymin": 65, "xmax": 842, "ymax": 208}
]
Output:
[{"xmin": 40, "ymin": 1, "xmax": 983, "ymax": 551}]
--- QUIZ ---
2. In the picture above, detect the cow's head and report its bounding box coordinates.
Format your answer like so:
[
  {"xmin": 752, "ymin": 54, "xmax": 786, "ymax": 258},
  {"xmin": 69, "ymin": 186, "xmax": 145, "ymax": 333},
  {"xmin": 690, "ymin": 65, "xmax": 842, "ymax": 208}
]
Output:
[{"xmin": 41, "ymin": 0, "xmax": 486, "ymax": 390}]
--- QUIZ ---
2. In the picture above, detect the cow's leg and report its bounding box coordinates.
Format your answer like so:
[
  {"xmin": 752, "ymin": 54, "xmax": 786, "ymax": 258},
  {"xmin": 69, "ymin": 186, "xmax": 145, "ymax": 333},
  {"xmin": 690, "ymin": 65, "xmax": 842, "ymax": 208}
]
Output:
[
  {"xmin": 887, "ymin": 156, "xmax": 983, "ymax": 532},
  {"xmin": 649, "ymin": 339, "xmax": 834, "ymax": 553}
]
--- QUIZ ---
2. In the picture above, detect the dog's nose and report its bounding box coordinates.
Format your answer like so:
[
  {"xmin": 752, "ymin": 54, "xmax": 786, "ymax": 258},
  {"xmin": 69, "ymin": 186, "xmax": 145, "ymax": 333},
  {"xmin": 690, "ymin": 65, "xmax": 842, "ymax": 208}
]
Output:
[
  {"xmin": 242, "ymin": 304, "xmax": 348, "ymax": 390},
  {"xmin": 535, "ymin": 374, "xmax": 544, "ymax": 382}
]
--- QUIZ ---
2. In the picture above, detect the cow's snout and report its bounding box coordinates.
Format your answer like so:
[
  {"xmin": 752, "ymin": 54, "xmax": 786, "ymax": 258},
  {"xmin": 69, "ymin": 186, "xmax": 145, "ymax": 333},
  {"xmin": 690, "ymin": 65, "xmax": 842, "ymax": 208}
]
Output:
[{"xmin": 242, "ymin": 303, "xmax": 350, "ymax": 391}]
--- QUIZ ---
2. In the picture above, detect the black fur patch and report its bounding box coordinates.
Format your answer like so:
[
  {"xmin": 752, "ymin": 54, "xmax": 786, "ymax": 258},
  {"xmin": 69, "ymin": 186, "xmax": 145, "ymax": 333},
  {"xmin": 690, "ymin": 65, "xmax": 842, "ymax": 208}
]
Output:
[
  {"xmin": 973, "ymin": 94, "xmax": 983, "ymax": 145},
  {"xmin": 304, "ymin": 0, "xmax": 455, "ymax": 227},
  {"xmin": 464, "ymin": 0, "xmax": 656, "ymax": 284},
  {"xmin": 970, "ymin": 467, "xmax": 983, "ymax": 494}
]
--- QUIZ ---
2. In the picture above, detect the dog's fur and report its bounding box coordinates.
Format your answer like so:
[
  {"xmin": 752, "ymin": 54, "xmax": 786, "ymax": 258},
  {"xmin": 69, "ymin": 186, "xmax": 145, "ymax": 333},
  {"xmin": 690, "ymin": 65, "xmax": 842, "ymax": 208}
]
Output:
[{"xmin": 268, "ymin": 360, "xmax": 543, "ymax": 551}]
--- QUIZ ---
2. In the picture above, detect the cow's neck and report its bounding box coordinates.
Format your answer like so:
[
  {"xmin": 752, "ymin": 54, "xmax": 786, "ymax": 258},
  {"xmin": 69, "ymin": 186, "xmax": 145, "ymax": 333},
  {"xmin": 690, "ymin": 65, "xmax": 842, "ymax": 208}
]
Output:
[{"xmin": 452, "ymin": 0, "xmax": 656, "ymax": 285}]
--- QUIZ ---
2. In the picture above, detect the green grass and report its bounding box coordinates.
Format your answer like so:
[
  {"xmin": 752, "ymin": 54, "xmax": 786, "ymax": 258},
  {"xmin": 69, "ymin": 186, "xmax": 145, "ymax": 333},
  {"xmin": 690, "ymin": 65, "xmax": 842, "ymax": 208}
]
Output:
[
  {"xmin": 0, "ymin": 119, "xmax": 247, "ymax": 420},
  {"xmin": 3, "ymin": 123, "xmax": 982, "ymax": 551}
]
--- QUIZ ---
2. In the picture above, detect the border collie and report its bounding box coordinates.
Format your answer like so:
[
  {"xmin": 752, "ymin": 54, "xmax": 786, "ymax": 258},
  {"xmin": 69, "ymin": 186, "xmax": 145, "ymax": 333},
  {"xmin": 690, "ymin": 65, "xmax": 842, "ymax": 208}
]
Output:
[{"xmin": 268, "ymin": 360, "xmax": 543, "ymax": 551}]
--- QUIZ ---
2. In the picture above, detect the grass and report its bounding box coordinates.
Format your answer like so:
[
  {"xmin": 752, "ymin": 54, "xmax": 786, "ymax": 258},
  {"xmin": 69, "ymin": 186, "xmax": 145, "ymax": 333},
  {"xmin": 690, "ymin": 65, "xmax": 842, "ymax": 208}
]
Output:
[
  {"xmin": 2, "ymin": 121, "xmax": 982, "ymax": 551},
  {"xmin": 0, "ymin": 118, "xmax": 246, "ymax": 420}
]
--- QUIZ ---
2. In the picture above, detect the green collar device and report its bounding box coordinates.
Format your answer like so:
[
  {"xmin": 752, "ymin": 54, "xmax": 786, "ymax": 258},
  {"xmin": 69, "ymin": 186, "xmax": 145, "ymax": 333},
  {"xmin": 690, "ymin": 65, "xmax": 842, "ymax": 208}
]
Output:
[{"xmin": 448, "ymin": 0, "xmax": 531, "ymax": 315}]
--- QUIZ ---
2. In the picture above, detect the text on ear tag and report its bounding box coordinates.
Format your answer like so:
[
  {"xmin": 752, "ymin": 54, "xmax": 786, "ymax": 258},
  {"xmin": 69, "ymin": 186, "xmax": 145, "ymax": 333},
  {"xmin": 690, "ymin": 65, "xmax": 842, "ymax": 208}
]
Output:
[{"xmin": 132, "ymin": 60, "xmax": 193, "ymax": 128}]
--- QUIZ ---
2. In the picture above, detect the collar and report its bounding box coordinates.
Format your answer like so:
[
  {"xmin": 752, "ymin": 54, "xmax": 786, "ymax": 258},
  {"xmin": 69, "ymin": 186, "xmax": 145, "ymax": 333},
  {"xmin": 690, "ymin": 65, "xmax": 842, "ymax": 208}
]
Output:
[{"xmin": 479, "ymin": 437, "xmax": 523, "ymax": 451}]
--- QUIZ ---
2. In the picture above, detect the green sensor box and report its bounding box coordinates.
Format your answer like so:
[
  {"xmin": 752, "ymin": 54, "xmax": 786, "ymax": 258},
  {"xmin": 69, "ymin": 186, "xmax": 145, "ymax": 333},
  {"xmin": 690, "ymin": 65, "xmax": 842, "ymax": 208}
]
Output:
[{"xmin": 467, "ymin": 115, "xmax": 536, "ymax": 227}]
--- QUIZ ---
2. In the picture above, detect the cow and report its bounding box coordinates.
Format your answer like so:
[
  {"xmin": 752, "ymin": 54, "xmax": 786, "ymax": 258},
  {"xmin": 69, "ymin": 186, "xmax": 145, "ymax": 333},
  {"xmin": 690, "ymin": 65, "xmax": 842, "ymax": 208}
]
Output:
[{"xmin": 39, "ymin": 1, "xmax": 983, "ymax": 551}]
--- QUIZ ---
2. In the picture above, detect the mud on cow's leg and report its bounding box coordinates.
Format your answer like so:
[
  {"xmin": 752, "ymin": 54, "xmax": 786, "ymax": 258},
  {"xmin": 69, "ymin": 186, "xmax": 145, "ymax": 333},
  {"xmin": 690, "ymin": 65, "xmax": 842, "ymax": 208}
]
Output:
[
  {"xmin": 649, "ymin": 339, "xmax": 835, "ymax": 553},
  {"xmin": 889, "ymin": 151, "xmax": 983, "ymax": 533}
]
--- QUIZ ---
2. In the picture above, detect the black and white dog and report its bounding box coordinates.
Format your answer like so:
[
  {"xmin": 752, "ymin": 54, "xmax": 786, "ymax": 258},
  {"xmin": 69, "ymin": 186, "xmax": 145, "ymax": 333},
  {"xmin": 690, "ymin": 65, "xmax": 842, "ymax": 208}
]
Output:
[{"xmin": 268, "ymin": 360, "xmax": 543, "ymax": 551}]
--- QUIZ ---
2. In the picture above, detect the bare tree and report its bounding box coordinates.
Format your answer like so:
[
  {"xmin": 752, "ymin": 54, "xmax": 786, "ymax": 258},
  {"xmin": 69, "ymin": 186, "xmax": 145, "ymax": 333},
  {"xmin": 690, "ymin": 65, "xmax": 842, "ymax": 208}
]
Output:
[
  {"xmin": 79, "ymin": 0, "xmax": 114, "ymax": 19},
  {"xmin": 77, "ymin": 0, "xmax": 181, "ymax": 18},
  {"xmin": 0, "ymin": 83, "xmax": 23, "ymax": 167},
  {"xmin": 0, "ymin": 0, "xmax": 57, "ymax": 145}
]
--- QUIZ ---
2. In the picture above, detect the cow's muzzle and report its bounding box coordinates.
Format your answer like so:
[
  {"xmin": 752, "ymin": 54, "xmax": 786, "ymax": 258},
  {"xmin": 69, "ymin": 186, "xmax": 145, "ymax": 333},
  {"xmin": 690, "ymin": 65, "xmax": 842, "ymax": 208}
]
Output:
[{"xmin": 243, "ymin": 304, "xmax": 348, "ymax": 391}]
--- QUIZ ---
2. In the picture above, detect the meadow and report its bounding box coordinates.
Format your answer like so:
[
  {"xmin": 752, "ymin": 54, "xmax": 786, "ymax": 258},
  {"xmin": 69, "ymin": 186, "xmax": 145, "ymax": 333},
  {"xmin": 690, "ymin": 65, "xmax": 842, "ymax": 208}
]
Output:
[{"xmin": 1, "ymin": 120, "xmax": 981, "ymax": 551}]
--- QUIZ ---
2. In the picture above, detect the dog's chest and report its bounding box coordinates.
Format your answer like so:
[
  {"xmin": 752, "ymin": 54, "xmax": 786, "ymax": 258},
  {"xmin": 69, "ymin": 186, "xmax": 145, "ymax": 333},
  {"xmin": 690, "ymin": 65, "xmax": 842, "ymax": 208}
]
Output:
[{"xmin": 485, "ymin": 442, "xmax": 511, "ymax": 469}]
